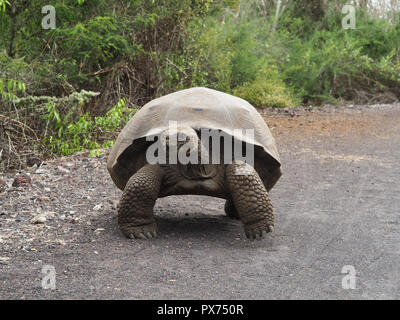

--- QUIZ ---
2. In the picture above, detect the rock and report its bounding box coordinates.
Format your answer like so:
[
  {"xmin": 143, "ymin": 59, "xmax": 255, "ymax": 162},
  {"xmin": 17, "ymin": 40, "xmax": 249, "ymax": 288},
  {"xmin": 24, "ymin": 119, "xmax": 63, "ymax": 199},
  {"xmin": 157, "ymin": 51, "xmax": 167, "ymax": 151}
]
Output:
[
  {"xmin": 93, "ymin": 204, "xmax": 102, "ymax": 211},
  {"xmin": 34, "ymin": 181, "xmax": 45, "ymax": 188},
  {"xmin": 12, "ymin": 175, "xmax": 31, "ymax": 187},
  {"xmin": 0, "ymin": 179, "xmax": 6, "ymax": 192},
  {"xmin": 26, "ymin": 156, "xmax": 42, "ymax": 167},
  {"xmin": 94, "ymin": 228, "xmax": 105, "ymax": 234},
  {"xmin": 69, "ymin": 217, "xmax": 79, "ymax": 224},
  {"xmin": 30, "ymin": 214, "xmax": 47, "ymax": 224},
  {"xmin": 35, "ymin": 168, "xmax": 47, "ymax": 174},
  {"xmin": 57, "ymin": 166, "xmax": 70, "ymax": 174}
]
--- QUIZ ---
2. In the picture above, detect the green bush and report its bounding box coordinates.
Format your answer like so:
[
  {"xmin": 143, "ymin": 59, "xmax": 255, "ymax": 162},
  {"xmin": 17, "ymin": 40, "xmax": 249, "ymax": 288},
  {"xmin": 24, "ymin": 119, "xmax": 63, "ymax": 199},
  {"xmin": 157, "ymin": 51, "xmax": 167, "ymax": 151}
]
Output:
[
  {"xmin": 183, "ymin": 8, "xmax": 300, "ymax": 106},
  {"xmin": 185, "ymin": 2, "xmax": 399, "ymax": 105},
  {"xmin": 282, "ymin": 28, "xmax": 400, "ymax": 103},
  {"xmin": 233, "ymin": 64, "xmax": 299, "ymax": 107},
  {"xmin": 44, "ymin": 97, "xmax": 136, "ymax": 156},
  {"xmin": 234, "ymin": 77, "xmax": 298, "ymax": 108}
]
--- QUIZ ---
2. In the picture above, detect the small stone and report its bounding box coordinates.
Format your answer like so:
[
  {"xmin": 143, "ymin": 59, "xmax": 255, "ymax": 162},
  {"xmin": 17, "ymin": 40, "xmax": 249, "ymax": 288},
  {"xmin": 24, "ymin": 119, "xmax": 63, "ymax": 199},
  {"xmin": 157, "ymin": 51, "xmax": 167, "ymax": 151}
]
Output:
[
  {"xmin": 30, "ymin": 214, "xmax": 47, "ymax": 224},
  {"xmin": 0, "ymin": 179, "xmax": 6, "ymax": 191},
  {"xmin": 93, "ymin": 204, "xmax": 102, "ymax": 211},
  {"xmin": 94, "ymin": 228, "xmax": 105, "ymax": 234},
  {"xmin": 69, "ymin": 218, "xmax": 79, "ymax": 224},
  {"xmin": 112, "ymin": 201, "xmax": 119, "ymax": 210},
  {"xmin": 35, "ymin": 168, "xmax": 47, "ymax": 174},
  {"xmin": 56, "ymin": 239, "xmax": 66, "ymax": 245},
  {"xmin": 57, "ymin": 166, "xmax": 70, "ymax": 174},
  {"xmin": 12, "ymin": 175, "xmax": 31, "ymax": 187}
]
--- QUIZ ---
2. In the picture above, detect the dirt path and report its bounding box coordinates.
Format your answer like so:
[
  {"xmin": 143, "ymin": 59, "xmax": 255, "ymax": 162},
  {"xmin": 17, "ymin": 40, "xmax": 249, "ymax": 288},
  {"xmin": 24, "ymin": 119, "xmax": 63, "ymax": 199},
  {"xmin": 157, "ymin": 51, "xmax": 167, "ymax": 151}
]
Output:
[{"xmin": 1, "ymin": 104, "xmax": 399, "ymax": 299}]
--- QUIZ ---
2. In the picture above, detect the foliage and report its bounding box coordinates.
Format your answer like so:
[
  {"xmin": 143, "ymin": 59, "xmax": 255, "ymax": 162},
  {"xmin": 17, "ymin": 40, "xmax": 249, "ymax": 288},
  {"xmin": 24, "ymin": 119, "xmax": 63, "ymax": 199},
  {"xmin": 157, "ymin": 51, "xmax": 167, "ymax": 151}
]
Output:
[
  {"xmin": 280, "ymin": 8, "xmax": 400, "ymax": 103},
  {"xmin": 233, "ymin": 65, "xmax": 299, "ymax": 107},
  {"xmin": 0, "ymin": 0, "xmax": 230, "ymax": 107},
  {"xmin": 2, "ymin": 0, "xmax": 398, "ymax": 107},
  {"xmin": 44, "ymin": 97, "xmax": 136, "ymax": 156},
  {"xmin": 183, "ymin": 12, "xmax": 298, "ymax": 106},
  {"xmin": 1, "ymin": 0, "xmax": 399, "ymax": 170},
  {"xmin": 0, "ymin": 78, "xmax": 26, "ymax": 101}
]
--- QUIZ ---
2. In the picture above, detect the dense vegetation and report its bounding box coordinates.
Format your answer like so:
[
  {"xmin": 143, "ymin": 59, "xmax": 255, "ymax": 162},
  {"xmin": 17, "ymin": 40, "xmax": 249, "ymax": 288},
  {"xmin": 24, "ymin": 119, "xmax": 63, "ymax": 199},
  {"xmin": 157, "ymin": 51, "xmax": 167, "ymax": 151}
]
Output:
[{"xmin": 0, "ymin": 0, "xmax": 399, "ymax": 170}]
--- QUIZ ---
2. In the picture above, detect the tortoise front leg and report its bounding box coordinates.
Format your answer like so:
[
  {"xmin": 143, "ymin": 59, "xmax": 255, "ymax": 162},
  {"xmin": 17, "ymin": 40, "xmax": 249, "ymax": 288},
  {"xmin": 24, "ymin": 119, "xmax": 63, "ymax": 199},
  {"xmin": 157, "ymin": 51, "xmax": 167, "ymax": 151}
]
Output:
[
  {"xmin": 226, "ymin": 161, "xmax": 274, "ymax": 240},
  {"xmin": 118, "ymin": 164, "xmax": 163, "ymax": 239}
]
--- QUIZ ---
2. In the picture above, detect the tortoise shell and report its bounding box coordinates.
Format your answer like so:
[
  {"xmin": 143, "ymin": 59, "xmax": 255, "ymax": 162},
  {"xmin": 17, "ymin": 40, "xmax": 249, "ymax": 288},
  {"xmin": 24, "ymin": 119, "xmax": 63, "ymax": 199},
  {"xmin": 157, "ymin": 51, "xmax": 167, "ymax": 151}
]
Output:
[{"xmin": 107, "ymin": 87, "xmax": 282, "ymax": 191}]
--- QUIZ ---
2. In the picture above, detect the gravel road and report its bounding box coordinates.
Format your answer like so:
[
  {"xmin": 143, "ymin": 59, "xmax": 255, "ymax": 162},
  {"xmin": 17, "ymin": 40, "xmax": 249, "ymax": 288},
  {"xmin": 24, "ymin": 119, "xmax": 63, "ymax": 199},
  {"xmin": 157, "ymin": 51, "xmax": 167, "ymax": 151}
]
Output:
[{"xmin": 1, "ymin": 103, "xmax": 399, "ymax": 299}]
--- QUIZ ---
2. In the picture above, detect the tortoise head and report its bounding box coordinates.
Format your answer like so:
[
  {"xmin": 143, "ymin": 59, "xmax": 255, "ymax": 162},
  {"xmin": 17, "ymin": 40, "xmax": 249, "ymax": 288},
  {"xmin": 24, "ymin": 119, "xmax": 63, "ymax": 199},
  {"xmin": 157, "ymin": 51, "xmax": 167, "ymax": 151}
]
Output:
[
  {"xmin": 159, "ymin": 127, "xmax": 216, "ymax": 179},
  {"xmin": 160, "ymin": 127, "xmax": 200, "ymax": 164}
]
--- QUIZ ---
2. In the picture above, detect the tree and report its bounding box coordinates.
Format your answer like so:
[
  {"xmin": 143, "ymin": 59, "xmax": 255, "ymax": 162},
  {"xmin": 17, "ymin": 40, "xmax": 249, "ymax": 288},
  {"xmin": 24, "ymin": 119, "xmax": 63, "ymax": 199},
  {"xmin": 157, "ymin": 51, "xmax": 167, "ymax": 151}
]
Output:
[{"xmin": 3, "ymin": 0, "xmax": 31, "ymax": 57}]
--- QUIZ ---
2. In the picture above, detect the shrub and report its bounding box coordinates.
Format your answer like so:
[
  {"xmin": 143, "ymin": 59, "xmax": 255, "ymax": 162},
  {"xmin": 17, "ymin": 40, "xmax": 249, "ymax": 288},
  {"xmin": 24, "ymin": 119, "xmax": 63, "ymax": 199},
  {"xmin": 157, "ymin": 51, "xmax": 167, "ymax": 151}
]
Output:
[
  {"xmin": 282, "ymin": 28, "xmax": 400, "ymax": 104},
  {"xmin": 44, "ymin": 97, "xmax": 136, "ymax": 156},
  {"xmin": 233, "ymin": 65, "xmax": 299, "ymax": 108}
]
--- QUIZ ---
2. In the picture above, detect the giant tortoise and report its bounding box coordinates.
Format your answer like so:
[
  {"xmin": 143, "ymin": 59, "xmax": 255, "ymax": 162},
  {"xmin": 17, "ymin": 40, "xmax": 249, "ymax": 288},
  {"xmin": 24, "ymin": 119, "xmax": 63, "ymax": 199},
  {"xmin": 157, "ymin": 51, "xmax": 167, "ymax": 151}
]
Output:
[{"xmin": 107, "ymin": 87, "xmax": 282, "ymax": 240}]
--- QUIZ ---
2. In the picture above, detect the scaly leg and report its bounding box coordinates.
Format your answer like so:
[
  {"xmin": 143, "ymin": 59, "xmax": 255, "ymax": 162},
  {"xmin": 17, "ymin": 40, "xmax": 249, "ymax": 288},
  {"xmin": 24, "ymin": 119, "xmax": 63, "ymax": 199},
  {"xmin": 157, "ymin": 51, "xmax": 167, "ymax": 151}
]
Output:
[
  {"xmin": 225, "ymin": 161, "xmax": 274, "ymax": 240},
  {"xmin": 118, "ymin": 164, "xmax": 163, "ymax": 239}
]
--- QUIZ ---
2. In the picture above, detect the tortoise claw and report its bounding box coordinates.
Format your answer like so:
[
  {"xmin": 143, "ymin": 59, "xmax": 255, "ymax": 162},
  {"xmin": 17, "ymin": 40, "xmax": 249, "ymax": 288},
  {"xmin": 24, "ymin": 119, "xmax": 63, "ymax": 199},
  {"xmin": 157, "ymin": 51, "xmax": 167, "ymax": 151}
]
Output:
[
  {"xmin": 244, "ymin": 222, "xmax": 274, "ymax": 240},
  {"xmin": 144, "ymin": 231, "xmax": 153, "ymax": 239},
  {"xmin": 150, "ymin": 230, "xmax": 158, "ymax": 238},
  {"xmin": 120, "ymin": 222, "xmax": 159, "ymax": 240}
]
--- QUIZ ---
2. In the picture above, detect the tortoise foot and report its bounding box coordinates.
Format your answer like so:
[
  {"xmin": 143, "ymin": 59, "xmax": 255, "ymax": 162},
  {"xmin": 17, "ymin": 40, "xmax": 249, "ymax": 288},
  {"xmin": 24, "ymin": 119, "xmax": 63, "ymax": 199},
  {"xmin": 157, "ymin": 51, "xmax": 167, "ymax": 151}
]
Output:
[
  {"xmin": 120, "ymin": 222, "xmax": 158, "ymax": 239},
  {"xmin": 244, "ymin": 220, "xmax": 274, "ymax": 240}
]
